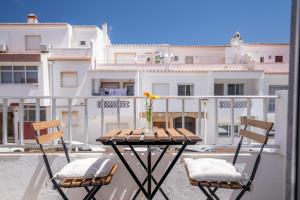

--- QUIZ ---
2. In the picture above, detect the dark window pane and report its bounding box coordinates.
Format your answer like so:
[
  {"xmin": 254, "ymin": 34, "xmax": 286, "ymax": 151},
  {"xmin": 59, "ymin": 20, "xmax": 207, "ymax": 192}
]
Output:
[
  {"xmin": 14, "ymin": 72, "xmax": 25, "ymax": 83},
  {"xmin": 40, "ymin": 110, "xmax": 46, "ymax": 121},
  {"xmin": 13, "ymin": 66, "xmax": 25, "ymax": 70},
  {"xmin": 178, "ymin": 85, "xmax": 185, "ymax": 96},
  {"xmin": 236, "ymin": 84, "xmax": 244, "ymax": 95},
  {"xmin": 186, "ymin": 85, "xmax": 191, "ymax": 96},
  {"xmin": 1, "ymin": 72, "xmax": 13, "ymax": 83},
  {"xmin": 28, "ymin": 110, "xmax": 36, "ymax": 121},
  {"xmin": 26, "ymin": 72, "xmax": 38, "ymax": 83},
  {"xmin": 228, "ymin": 84, "xmax": 235, "ymax": 95},
  {"xmin": 275, "ymin": 56, "xmax": 283, "ymax": 63},
  {"xmin": 1, "ymin": 66, "xmax": 12, "ymax": 70},
  {"xmin": 214, "ymin": 84, "xmax": 224, "ymax": 95},
  {"xmin": 26, "ymin": 66, "xmax": 38, "ymax": 70}
]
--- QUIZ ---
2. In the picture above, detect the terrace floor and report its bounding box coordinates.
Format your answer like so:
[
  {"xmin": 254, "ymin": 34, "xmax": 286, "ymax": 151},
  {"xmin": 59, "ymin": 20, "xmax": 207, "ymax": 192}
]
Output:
[{"xmin": 0, "ymin": 148, "xmax": 284, "ymax": 200}]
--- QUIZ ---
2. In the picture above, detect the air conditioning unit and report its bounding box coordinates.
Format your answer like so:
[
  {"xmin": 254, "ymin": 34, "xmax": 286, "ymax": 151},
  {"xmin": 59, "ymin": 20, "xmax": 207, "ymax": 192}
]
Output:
[
  {"xmin": 0, "ymin": 44, "xmax": 8, "ymax": 53},
  {"xmin": 40, "ymin": 44, "xmax": 50, "ymax": 53}
]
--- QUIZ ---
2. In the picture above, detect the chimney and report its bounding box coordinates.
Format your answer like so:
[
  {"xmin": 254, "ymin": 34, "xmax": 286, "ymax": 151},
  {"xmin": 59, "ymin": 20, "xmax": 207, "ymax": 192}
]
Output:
[
  {"xmin": 27, "ymin": 14, "xmax": 38, "ymax": 24},
  {"xmin": 101, "ymin": 21, "xmax": 108, "ymax": 35}
]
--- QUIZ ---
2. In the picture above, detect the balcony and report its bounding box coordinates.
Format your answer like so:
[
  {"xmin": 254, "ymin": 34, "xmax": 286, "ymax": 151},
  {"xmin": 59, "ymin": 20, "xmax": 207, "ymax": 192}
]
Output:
[{"xmin": 0, "ymin": 92, "xmax": 288, "ymax": 199}]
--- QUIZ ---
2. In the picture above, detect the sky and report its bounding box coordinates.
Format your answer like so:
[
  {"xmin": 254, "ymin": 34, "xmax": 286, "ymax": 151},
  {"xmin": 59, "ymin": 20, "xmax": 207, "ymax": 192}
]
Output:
[{"xmin": 0, "ymin": 0, "xmax": 292, "ymax": 45}]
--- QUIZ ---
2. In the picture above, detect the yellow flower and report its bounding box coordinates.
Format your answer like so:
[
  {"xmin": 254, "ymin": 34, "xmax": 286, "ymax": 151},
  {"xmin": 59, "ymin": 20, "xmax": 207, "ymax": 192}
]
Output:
[{"xmin": 144, "ymin": 91, "xmax": 160, "ymax": 99}]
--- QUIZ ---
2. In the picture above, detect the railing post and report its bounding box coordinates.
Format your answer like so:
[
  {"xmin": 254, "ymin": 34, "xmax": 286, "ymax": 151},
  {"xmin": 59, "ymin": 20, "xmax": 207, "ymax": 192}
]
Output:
[
  {"xmin": 198, "ymin": 98, "xmax": 201, "ymax": 137},
  {"xmin": 231, "ymin": 98, "xmax": 235, "ymax": 145},
  {"xmin": 2, "ymin": 98, "xmax": 8, "ymax": 145},
  {"xmin": 101, "ymin": 99, "xmax": 104, "ymax": 136},
  {"xmin": 246, "ymin": 98, "xmax": 251, "ymax": 144},
  {"xmin": 35, "ymin": 98, "xmax": 40, "ymax": 136},
  {"xmin": 84, "ymin": 98, "xmax": 88, "ymax": 146},
  {"xmin": 182, "ymin": 99, "xmax": 185, "ymax": 128},
  {"xmin": 215, "ymin": 98, "xmax": 218, "ymax": 144},
  {"xmin": 19, "ymin": 99, "xmax": 24, "ymax": 145},
  {"xmin": 117, "ymin": 98, "xmax": 120, "ymax": 129},
  {"xmin": 68, "ymin": 98, "xmax": 72, "ymax": 152},
  {"xmin": 263, "ymin": 98, "xmax": 268, "ymax": 121},
  {"xmin": 165, "ymin": 99, "xmax": 169, "ymax": 129},
  {"xmin": 133, "ymin": 98, "xmax": 137, "ymax": 129},
  {"xmin": 51, "ymin": 98, "xmax": 56, "ymax": 144}
]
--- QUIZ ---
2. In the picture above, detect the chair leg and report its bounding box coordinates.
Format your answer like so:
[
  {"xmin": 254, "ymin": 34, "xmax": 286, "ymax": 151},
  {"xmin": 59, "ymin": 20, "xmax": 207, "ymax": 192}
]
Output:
[
  {"xmin": 207, "ymin": 187, "xmax": 220, "ymax": 200},
  {"xmin": 198, "ymin": 184, "xmax": 214, "ymax": 200},
  {"xmin": 52, "ymin": 180, "xmax": 68, "ymax": 200},
  {"xmin": 235, "ymin": 188, "xmax": 248, "ymax": 200},
  {"xmin": 83, "ymin": 185, "xmax": 102, "ymax": 200},
  {"xmin": 84, "ymin": 186, "xmax": 96, "ymax": 200}
]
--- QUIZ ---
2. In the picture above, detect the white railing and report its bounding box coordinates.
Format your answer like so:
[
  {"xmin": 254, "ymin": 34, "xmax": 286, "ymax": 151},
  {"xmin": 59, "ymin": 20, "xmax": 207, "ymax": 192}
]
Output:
[
  {"xmin": 0, "ymin": 95, "xmax": 279, "ymax": 149},
  {"xmin": 50, "ymin": 48, "xmax": 92, "ymax": 57}
]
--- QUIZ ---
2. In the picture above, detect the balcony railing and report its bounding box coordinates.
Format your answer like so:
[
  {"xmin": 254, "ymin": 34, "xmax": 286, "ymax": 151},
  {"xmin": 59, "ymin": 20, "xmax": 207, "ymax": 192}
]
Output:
[{"xmin": 0, "ymin": 95, "xmax": 279, "ymax": 151}]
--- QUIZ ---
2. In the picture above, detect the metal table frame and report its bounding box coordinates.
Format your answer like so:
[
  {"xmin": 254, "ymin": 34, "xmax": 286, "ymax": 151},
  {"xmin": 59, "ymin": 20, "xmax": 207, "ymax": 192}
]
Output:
[{"xmin": 107, "ymin": 140, "xmax": 191, "ymax": 200}]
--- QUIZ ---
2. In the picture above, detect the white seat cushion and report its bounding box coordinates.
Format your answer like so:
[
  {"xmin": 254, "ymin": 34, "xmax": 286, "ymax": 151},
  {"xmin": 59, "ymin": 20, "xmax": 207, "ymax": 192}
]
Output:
[
  {"xmin": 184, "ymin": 158, "xmax": 243, "ymax": 182},
  {"xmin": 55, "ymin": 158, "xmax": 116, "ymax": 180}
]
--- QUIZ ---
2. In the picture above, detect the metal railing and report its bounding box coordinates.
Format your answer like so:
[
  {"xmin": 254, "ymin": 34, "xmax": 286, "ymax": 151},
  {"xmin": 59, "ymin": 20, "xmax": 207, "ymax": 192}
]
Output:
[{"xmin": 0, "ymin": 95, "xmax": 279, "ymax": 149}]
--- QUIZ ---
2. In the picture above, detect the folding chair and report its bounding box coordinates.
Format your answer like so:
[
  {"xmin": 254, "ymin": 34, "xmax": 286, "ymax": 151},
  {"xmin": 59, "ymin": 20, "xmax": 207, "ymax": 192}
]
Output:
[
  {"xmin": 184, "ymin": 118, "xmax": 274, "ymax": 200},
  {"xmin": 32, "ymin": 120, "xmax": 117, "ymax": 200}
]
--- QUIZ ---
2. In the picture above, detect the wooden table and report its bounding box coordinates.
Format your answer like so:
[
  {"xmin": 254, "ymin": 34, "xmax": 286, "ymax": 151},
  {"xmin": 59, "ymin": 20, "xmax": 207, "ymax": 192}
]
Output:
[{"xmin": 97, "ymin": 128, "xmax": 202, "ymax": 200}]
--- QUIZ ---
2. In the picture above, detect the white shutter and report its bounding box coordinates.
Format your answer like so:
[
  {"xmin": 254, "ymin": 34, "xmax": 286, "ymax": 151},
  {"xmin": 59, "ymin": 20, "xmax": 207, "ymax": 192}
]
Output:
[
  {"xmin": 152, "ymin": 83, "xmax": 169, "ymax": 95},
  {"xmin": 61, "ymin": 72, "xmax": 78, "ymax": 87},
  {"xmin": 25, "ymin": 35, "xmax": 41, "ymax": 50}
]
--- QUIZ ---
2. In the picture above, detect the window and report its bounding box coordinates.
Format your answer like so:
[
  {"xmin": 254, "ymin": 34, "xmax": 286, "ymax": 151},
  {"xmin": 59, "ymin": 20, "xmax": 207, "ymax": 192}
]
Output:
[
  {"xmin": 173, "ymin": 56, "xmax": 179, "ymax": 62},
  {"xmin": 61, "ymin": 111, "xmax": 79, "ymax": 126},
  {"xmin": 124, "ymin": 82, "xmax": 134, "ymax": 96},
  {"xmin": 218, "ymin": 124, "xmax": 240, "ymax": 137},
  {"xmin": 61, "ymin": 72, "xmax": 78, "ymax": 87},
  {"xmin": 228, "ymin": 84, "xmax": 244, "ymax": 95},
  {"xmin": 178, "ymin": 84, "xmax": 193, "ymax": 96},
  {"xmin": 275, "ymin": 56, "xmax": 283, "ymax": 63},
  {"xmin": 214, "ymin": 84, "xmax": 224, "ymax": 95},
  {"xmin": 185, "ymin": 56, "xmax": 194, "ymax": 64},
  {"xmin": 23, "ymin": 105, "xmax": 46, "ymax": 122},
  {"xmin": 0, "ymin": 66, "xmax": 38, "ymax": 84},
  {"xmin": 152, "ymin": 83, "xmax": 169, "ymax": 95},
  {"xmin": 80, "ymin": 41, "xmax": 86, "ymax": 46},
  {"xmin": 25, "ymin": 35, "xmax": 41, "ymax": 51},
  {"xmin": 260, "ymin": 57, "xmax": 264, "ymax": 63},
  {"xmin": 268, "ymin": 85, "xmax": 288, "ymax": 112}
]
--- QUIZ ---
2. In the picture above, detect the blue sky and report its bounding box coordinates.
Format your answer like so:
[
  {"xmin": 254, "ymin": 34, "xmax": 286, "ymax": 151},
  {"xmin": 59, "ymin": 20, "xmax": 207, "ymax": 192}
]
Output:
[{"xmin": 0, "ymin": 0, "xmax": 291, "ymax": 45}]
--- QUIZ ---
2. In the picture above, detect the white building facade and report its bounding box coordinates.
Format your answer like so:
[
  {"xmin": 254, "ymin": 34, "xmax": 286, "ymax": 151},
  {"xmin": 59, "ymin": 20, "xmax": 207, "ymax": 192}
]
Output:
[{"xmin": 0, "ymin": 14, "xmax": 289, "ymax": 145}]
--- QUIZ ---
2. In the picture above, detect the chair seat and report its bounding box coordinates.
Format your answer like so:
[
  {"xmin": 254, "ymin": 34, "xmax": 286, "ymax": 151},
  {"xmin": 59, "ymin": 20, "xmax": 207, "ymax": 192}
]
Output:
[
  {"xmin": 59, "ymin": 164, "xmax": 117, "ymax": 188},
  {"xmin": 55, "ymin": 158, "xmax": 116, "ymax": 180},
  {"xmin": 184, "ymin": 158, "xmax": 243, "ymax": 182}
]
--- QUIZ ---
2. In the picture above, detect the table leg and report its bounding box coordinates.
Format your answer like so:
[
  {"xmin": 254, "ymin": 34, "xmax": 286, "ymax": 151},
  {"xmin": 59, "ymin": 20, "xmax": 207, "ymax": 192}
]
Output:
[
  {"xmin": 110, "ymin": 142, "xmax": 148, "ymax": 197},
  {"xmin": 147, "ymin": 145, "xmax": 151, "ymax": 199},
  {"xmin": 149, "ymin": 142, "xmax": 188, "ymax": 199},
  {"xmin": 130, "ymin": 145, "xmax": 169, "ymax": 200}
]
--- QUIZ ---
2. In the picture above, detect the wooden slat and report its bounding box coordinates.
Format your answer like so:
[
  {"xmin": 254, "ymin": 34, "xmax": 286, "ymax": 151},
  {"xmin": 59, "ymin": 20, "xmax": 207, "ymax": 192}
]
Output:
[
  {"xmin": 177, "ymin": 128, "xmax": 202, "ymax": 142},
  {"xmin": 97, "ymin": 129, "xmax": 121, "ymax": 142},
  {"xmin": 37, "ymin": 131, "xmax": 64, "ymax": 144},
  {"xmin": 114, "ymin": 129, "xmax": 132, "ymax": 142},
  {"xmin": 166, "ymin": 128, "xmax": 186, "ymax": 142},
  {"xmin": 240, "ymin": 129, "xmax": 267, "ymax": 144},
  {"xmin": 32, "ymin": 120, "xmax": 61, "ymax": 131},
  {"xmin": 242, "ymin": 118, "xmax": 273, "ymax": 130},
  {"xmin": 127, "ymin": 129, "xmax": 142, "ymax": 142},
  {"xmin": 144, "ymin": 133, "xmax": 156, "ymax": 142},
  {"xmin": 60, "ymin": 179, "xmax": 73, "ymax": 187},
  {"xmin": 156, "ymin": 128, "xmax": 171, "ymax": 142}
]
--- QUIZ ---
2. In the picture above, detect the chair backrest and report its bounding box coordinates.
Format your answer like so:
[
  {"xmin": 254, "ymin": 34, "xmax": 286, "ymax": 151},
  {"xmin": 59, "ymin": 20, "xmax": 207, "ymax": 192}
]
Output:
[
  {"xmin": 32, "ymin": 120, "xmax": 70, "ymax": 167},
  {"xmin": 232, "ymin": 118, "xmax": 274, "ymax": 186}
]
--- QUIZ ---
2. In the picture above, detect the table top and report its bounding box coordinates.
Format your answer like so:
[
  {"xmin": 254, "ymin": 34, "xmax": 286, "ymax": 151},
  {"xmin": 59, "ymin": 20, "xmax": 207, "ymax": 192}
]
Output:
[{"xmin": 97, "ymin": 128, "xmax": 202, "ymax": 145}]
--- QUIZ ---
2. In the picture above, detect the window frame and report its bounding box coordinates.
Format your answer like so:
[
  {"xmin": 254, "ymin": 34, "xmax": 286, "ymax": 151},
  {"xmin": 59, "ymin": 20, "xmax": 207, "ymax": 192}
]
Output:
[
  {"xmin": 0, "ymin": 65, "xmax": 38, "ymax": 84},
  {"xmin": 218, "ymin": 124, "xmax": 240, "ymax": 137},
  {"xmin": 178, "ymin": 84, "xmax": 194, "ymax": 96},
  {"xmin": 60, "ymin": 71, "xmax": 79, "ymax": 88}
]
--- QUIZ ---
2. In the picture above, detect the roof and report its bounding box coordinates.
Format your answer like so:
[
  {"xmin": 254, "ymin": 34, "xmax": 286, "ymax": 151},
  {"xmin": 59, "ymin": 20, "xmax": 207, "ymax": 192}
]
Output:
[{"xmin": 48, "ymin": 57, "xmax": 91, "ymax": 61}]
